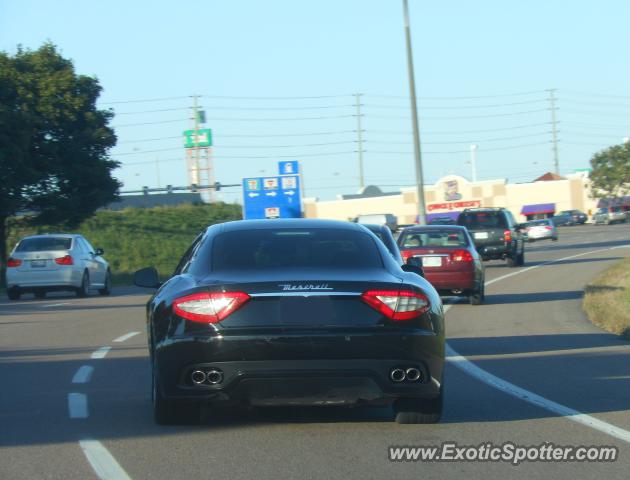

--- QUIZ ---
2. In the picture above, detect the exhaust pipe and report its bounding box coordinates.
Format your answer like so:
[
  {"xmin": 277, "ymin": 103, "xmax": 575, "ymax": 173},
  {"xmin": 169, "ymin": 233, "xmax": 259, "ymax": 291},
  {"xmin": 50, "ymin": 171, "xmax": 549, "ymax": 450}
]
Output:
[
  {"xmin": 405, "ymin": 367, "xmax": 422, "ymax": 382},
  {"xmin": 206, "ymin": 369, "xmax": 223, "ymax": 385},
  {"xmin": 390, "ymin": 368, "xmax": 406, "ymax": 383},
  {"xmin": 191, "ymin": 370, "xmax": 207, "ymax": 385}
]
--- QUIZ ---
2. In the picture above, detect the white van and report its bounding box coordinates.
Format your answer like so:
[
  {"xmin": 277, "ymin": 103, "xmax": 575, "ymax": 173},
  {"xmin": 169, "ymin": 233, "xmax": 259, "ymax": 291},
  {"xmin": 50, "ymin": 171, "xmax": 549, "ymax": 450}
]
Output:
[{"xmin": 356, "ymin": 213, "xmax": 398, "ymax": 232}]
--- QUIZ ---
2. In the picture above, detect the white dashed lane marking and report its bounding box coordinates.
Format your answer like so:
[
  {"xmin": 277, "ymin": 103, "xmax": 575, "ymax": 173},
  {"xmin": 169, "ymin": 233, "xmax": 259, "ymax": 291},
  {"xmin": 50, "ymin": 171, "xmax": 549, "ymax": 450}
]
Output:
[
  {"xmin": 68, "ymin": 393, "xmax": 89, "ymax": 419},
  {"xmin": 91, "ymin": 347, "xmax": 111, "ymax": 359},
  {"xmin": 79, "ymin": 440, "xmax": 132, "ymax": 480},
  {"xmin": 113, "ymin": 331, "xmax": 141, "ymax": 343},
  {"xmin": 72, "ymin": 366, "xmax": 95, "ymax": 384}
]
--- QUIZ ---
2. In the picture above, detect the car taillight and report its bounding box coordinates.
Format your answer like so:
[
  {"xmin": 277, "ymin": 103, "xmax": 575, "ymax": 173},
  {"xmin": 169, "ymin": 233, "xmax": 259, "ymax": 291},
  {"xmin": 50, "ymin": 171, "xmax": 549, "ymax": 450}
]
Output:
[
  {"xmin": 173, "ymin": 292, "xmax": 250, "ymax": 323},
  {"xmin": 503, "ymin": 229, "xmax": 512, "ymax": 242},
  {"xmin": 361, "ymin": 289, "xmax": 430, "ymax": 320},
  {"xmin": 449, "ymin": 249, "xmax": 473, "ymax": 262},
  {"xmin": 545, "ymin": 226, "xmax": 553, "ymax": 230},
  {"xmin": 400, "ymin": 250, "xmax": 412, "ymax": 261},
  {"xmin": 55, "ymin": 255, "xmax": 74, "ymax": 265},
  {"xmin": 7, "ymin": 257, "xmax": 22, "ymax": 268}
]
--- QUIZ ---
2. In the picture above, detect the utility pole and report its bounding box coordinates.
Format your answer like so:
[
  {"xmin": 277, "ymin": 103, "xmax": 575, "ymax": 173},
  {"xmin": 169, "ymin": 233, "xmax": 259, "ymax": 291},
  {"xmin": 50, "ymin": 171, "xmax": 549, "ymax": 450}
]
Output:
[
  {"xmin": 547, "ymin": 88, "xmax": 560, "ymax": 174},
  {"xmin": 355, "ymin": 93, "xmax": 365, "ymax": 189},
  {"xmin": 192, "ymin": 94, "xmax": 200, "ymax": 185},
  {"xmin": 402, "ymin": 0, "xmax": 427, "ymax": 225},
  {"xmin": 470, "ymin": 144, "xmax": 478, "ymax": 182}
]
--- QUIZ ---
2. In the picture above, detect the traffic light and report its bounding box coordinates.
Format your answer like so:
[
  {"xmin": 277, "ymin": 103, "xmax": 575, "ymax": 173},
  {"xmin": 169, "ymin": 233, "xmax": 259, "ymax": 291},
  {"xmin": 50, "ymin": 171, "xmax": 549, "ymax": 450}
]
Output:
[
  {"xmin": 166, "ymin": 184, "xmax": 173, "ymax": 194},
  {"xmin": 197, "ymin": 110, "xmax": 206, "ymax": 124},
  {"xmin": 214, "ymin": 181, "xmax": 221, "ymax": 191},
  {"xmin": 190, "ymin": 183, "xmax": 198, "ymax": 192},
  {"xmin": 142, "ymin": 186, "xmax": 149, "ymax": 196}
]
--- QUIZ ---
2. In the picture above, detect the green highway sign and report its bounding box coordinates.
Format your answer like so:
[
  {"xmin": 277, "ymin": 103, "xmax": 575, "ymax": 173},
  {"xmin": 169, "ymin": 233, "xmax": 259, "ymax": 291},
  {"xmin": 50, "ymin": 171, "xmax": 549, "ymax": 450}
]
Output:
[{"xmin": 183, "ymin": 129, "xmax": 212, "ymax": 148}]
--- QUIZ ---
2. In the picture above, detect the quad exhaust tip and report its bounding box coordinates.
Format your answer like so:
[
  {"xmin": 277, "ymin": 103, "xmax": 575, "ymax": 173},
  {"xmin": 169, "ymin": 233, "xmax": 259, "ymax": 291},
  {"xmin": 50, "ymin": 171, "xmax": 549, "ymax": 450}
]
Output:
[
  {"xmin": 390, "ymin": 367, "xmax": 422, "ymax": 383},
  {"xmin": 190, "ymin": 368, "xmax": 224, "ymax": 385}
]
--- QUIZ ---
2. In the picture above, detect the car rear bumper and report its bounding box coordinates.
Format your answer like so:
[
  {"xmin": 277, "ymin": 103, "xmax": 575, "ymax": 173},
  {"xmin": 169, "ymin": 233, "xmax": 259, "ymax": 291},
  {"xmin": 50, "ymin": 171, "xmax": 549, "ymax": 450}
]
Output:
[
  {"xmin": 154, "ymin": 330, "xmax": 444, "ymax": 405},
  {"xmin": 6, "ymin": 268, "xmax": 81, "ymax": 290},
  {"xmin": 476, "ymin": 244, "xmax": 511, "ymax": 260},
  {"xmin": 425, "ymin": 270, "xmax": 475, "ymax": 291}
]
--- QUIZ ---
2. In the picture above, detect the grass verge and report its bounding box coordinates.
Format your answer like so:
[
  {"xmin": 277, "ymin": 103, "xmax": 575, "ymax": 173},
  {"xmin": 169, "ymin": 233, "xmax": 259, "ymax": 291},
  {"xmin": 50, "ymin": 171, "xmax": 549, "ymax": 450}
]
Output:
[{"xmin": 583, "ymin": 256, "xmax": 630, "ymax": 338}]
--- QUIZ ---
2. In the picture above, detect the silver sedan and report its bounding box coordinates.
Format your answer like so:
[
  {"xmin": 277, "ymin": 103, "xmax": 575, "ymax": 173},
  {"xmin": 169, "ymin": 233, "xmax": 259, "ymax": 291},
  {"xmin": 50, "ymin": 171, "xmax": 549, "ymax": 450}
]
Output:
[
  {"xmin": 5, "ymin": 234, "xmax": 111, "ymax": 300},
  {"xmin": 525, "ymin": 219, "xmax": 558, "ymax": 242}
]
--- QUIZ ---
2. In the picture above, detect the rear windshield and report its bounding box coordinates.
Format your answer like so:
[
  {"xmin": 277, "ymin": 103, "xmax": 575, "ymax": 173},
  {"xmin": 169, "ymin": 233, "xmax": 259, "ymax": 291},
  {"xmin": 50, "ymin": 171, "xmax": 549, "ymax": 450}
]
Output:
[
  {"xmin": 16, "ymin": 237, "xmax": 72, "ymax": 252},
  {"xmin": 211, "ymin": 228, "xmax": 382, "ymax": 270},
  {"xmin": 399, "ymin": 229, "xmax": 468, "ymax": 248},
  {"xmin": 527, "ymin": 220, "xmax": 550, "ymax": 227},
  {"xmin": 458, "ymin": 212, "xmax": 507, "ymax": 229}
]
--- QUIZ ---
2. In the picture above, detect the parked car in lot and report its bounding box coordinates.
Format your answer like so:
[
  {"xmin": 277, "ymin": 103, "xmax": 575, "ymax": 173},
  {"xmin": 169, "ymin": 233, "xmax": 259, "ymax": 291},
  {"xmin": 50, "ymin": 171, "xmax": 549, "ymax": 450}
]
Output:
[
  {"xmin": 5, "ymin": 234, "xmax": 111, "ymax": 300},
  {"xmin": 559, "ymin": 209, "xmax": 587, "ymax": 224},
  {"xmin": 525, "ymin": 218, "xmax": 558, "ymax": 242},
  {"xmin": 593, "ymin": 207, "xmax": 626, "ymax": 225},
  {"xmin": 456, "ymin": 208, "xmax": 525, "ymax": 267},
  {"xmin": 360, "ymin": 223, "xmax": 404, "ymax": 265},
  {"xmin": 551, "ymin": 212, "xmax": 576, "ymax": 227},
  {"xmin": 397, "ymin": 225, "xmax": 485, "ymax": 305},
  {"xmin": 134, "ymin": 219, "xmax": 444, "ymax": 425}
]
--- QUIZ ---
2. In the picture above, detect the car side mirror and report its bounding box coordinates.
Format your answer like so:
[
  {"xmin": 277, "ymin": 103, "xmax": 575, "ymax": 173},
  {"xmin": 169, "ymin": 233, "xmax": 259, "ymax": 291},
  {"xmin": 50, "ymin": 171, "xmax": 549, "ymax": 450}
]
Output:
[
  {"xmin": 94, "ymin": 248, "xmax": 104, "ymax": 256},
  {"xmin": 133, "ymin": 267, "xmax": 161, "ymax": 289},
  {"xmin": 402, "ymin": 256, "xmax": 425, "ymax": 277}
]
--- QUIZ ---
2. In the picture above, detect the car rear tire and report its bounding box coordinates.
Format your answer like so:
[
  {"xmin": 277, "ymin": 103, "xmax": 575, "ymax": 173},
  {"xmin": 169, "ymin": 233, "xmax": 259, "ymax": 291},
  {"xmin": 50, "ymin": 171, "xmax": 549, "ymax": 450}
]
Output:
[
  {"xmin": 469, "ymin": 283, "xmax": 484, "ymax": 305},
  {"xmin": 506, "ymin": 255, "xmax": 517, "ymax": 268},
  {"xmin": 7, "ymin": 288, "xmax": 21, "ymax": 301},
  {"xmin": 516, "ymin": 251, "xmax": 525, "ymax": 266},
  {"xmin": 394, "ymin": 391, "xmax": 443, "ymax": 424},
  {"xmin": 76, "ymin": 271, "xmax": 89, "ymax": 298},
  {"xmin": 34, "ymin": 291, "xmax": 46, "ymax": 299},
  {"xmin": 99, "ymin": 271, "xmax": 112, "ymax": 296}
]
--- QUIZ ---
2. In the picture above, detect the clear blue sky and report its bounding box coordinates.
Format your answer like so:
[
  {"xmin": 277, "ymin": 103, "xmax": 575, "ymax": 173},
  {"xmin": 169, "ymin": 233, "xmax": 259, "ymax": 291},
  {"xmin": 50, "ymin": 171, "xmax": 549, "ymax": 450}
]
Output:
[{"xmin": 2, "ymin": 0, "xmax": 629, "ymax": 203}]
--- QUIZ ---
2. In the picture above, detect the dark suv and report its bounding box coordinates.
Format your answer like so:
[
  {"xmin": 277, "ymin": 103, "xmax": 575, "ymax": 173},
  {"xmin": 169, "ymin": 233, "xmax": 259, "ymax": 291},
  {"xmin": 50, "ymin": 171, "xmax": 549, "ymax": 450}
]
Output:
[{"xmin": 456, "ymin": 208, "xmax": 525, "ymax": 267}]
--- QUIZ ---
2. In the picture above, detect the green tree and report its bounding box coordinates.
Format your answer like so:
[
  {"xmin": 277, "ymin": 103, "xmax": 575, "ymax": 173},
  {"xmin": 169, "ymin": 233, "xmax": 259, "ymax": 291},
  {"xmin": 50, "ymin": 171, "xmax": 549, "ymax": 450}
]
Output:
[
  {"xmin": 0, "ymin": 43, "xmax": 119, "ymax": 284},
  {"xmin": 589, "ymin": 142, "xmax": 630, "ymax": 200}
]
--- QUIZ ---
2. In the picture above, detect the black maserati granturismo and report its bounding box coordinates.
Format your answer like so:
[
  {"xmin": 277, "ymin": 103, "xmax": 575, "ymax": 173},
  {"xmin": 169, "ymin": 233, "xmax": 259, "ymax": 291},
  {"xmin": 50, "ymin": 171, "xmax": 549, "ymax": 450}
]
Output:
[{"xmin": 134, "ymin": 219, "xmax": 445, "ymax": 425}]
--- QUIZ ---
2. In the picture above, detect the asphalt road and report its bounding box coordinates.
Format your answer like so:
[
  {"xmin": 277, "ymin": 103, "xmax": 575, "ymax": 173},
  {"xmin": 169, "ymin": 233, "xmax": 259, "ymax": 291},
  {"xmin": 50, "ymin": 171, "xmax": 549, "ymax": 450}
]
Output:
[{"xmin": 1, "ymin": 223, "xmax": 629, "ymax": 480}]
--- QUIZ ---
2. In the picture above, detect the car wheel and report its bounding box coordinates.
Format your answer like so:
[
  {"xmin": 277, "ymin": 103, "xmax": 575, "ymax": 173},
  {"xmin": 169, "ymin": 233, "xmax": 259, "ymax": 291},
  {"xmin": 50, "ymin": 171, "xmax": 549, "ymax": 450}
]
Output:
[
  {"xmin": 394, "ymin": 391, "xmax": 443, "ymax": 424},
  {"xmin": 516, "ymin": 250, "xmax": 525, "ymax": 266},
  {"xmin": 99, "ymin": 271, "xmax": 112, "ymax": 296},
  {"xmin": 34, "ymin": 291, "xmax": 46, "ymax": 299},
  {"xmin": 7, "ymin": 288, "xmax": 21, "ymax": 301},
  {"xmin": 552, "ymin": 237, "xmax": 558, "ymax": 241},
  {"xmin": 506, "ymin": 255, "xmax": 517, "ymax": 268},
  {"xmin": 76, "ymin": 271, "xmax": 90, "ymax": 298}
]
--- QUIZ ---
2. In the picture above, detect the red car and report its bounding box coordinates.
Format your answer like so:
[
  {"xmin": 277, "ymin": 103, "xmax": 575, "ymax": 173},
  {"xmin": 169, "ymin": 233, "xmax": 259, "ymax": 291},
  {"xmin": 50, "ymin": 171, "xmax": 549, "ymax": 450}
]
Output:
[{"xmin": 397, "ymin": 225, "xmax": 485, "ymax": 305}]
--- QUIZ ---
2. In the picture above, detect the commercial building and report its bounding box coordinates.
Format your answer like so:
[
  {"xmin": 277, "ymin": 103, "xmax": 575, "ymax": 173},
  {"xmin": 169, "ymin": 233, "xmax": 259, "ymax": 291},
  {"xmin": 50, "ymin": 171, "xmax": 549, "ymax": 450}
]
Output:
[{"xmin": 303, "ymin": 172, "xmax": 597, "ymax": 224}]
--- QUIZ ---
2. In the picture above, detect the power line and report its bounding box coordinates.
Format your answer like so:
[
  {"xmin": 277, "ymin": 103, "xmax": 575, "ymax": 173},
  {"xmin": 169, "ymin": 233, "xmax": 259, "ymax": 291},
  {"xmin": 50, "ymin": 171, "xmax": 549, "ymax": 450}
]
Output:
[
  {"xmin": 368, "ymin": 108, "xmax": 549, "ymax": 120},
  {"xmin": 367, "ymin": 131, "xmax": 550, "ymax": 145},
  {"xmin": 113, "ymin": 118, "xmax": 189, "ymax": 128},
  {"xmin": 367, "ymin": 122, "xmax": 552, "ymax": 136},
  {"xmin": 219, "ymin": 130, "xmax": 358, "ymax": 138},
  {"xmin": 364, "ymin": 90, "xmax": 547, "ymax": 100},
  {"xmin": 562, "ymin": 108, "xmax": 630, "ymax": 117},
  {"xmin": 121, "ymin": 150, "xmax": 356, "ymax": 165},
  {"xmin": 101, "ymin": 96, "xmax": 190, "ymax": 105},
  {"xmin": 363, "ymin": 99, "xmax": 548, "ymax": 110},
  {"xmin": 367, "ymin": 141, "xmax": 550, "ymax": 155},
  {"xmin": 563, "ymin": 90, "xmax": 630, "ymax": 100},
  {"xmin": 113, "ymin": 107, "xmax": 189, "ymax": 115},
  {"xmin": 202, "ymin": 115, "xmax": 356, "ymax": 122},
  {"xmin": 118, "ymin": 136, "xmax": 182, "ymax": 144},
  {"xmin": 200, "ymin": 94, "xmax": 354, "ymax": 100}
]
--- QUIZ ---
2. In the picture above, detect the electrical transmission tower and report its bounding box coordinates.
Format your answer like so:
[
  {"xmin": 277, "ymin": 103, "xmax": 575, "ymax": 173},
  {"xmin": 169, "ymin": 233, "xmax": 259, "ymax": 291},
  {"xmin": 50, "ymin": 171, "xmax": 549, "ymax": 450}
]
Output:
[{"xmin": 185, "ymin": 94, "xmax": 215, "ymax": 202}]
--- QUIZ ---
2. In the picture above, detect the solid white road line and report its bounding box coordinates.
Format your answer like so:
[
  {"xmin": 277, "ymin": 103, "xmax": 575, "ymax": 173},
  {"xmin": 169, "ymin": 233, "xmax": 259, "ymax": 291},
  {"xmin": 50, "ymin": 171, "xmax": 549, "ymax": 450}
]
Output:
[
  {"xmin": 113, "ymin": 331, "xmax": 141, "ymax": 343},
  {"xmin": 79, "ymin": 440, "xmax": 132, "ymax": 480},
  {"xmin": 445, "ymin": 243, "xmax": 630, "ymax": 444},
  {"xmin": 91, "ymin": 347, "xmax": 112, "ymax": 359},
  {"xmin": 446, "ymin": 344, "xmax": 630, "ymax": 444},
  {"xmin": 42, "ymin": 303, "xmax": 71, "ymax": 308},
  {"xmin": 72, "ymin": 365, "xmax": 95, "ymax": 384},
  {"xmin": 68, "ymin": 393, "xmax": 89, "ymax": 419}
]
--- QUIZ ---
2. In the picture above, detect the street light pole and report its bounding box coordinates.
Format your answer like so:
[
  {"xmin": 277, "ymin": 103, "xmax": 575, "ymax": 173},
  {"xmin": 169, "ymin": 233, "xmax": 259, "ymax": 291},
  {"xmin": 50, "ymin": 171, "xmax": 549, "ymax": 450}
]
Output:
[
  {"xmin": 470, "ymin": 144, "xmax": 478, "ymax": 182},
  {"xmin": 402, "ymin": 0, "xmax": 427, "ymax": 225}
]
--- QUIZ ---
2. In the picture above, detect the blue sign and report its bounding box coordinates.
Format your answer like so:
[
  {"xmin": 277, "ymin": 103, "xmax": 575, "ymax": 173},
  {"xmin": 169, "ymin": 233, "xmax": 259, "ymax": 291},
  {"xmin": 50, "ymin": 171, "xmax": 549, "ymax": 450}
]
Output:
[
  {"xmin": 242, "ymin": 174, "xmax": 302, "ymax": 219},
  {"xmin": 279, "ymin": 160, "xmax": 299, "ymax": 175}
]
